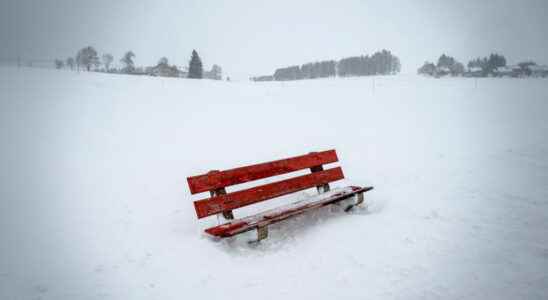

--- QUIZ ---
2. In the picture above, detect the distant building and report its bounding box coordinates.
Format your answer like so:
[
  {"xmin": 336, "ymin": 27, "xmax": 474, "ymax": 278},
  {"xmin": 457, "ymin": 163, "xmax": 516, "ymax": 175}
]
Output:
[
  {"xmin": 146, "ymin": 64, "xmax": 180, "ymax": 77},
  {"xmin": 494, "ymin": 65, "xmax": 521, "ymax": 77},
  {"xmin": 436, "ymin": 66, "xmax": 451, "ymax": 77},
  {"xmin": 464, "ymin": 67, "xmax": 483, "ymax": 77},
  {"xmin": 133, "ymin": 67, "xmax": 147, "ymax": 75},
  {"xmin": 529, "ymin": 65, "xmax": 548, "ymax": 77}
]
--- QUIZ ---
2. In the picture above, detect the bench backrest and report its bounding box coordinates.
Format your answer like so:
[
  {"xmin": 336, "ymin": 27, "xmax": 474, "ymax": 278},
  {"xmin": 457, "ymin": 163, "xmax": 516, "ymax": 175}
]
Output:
[{"xmin": 187, "ymin": 150, "xmax": 345, "ymax": 219}]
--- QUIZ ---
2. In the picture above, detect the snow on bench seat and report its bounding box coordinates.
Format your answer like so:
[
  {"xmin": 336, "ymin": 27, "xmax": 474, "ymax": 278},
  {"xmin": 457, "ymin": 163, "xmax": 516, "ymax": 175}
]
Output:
[{"xmin": 204, "ymin": 186, "xmax": 371, "ymax": 238}]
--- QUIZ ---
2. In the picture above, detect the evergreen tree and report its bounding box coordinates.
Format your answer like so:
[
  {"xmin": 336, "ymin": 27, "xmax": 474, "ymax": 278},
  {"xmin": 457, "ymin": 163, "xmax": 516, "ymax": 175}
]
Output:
[
  {"xmin": 301, "ymin": 63, "xmax": 313, "ymax": 79},
  {"xmin": 418, "ymin": 62, "xmax": 436, "ymax": 76},
  {"xmin": 210, "ymin": 64, "xmax": 222, "ymax": 80},
  {"xmin": 391, "ymin": 56, "xmax": 401, "ymax": 74},
  {"xmin": 467, "ymin": 57, "xmax": 484, "ymax": 69},
  {"xmin": 102, "ymin": 53, "xmax": 114, "ymax": 71},
  {"xmin": 265, "ymin": 50, "xmax": 399, "ymax": 81},
  {"xmin": 433, "ymin": 54, "xmax": 464, "ymax": 76},
  {"xmin": 273, "ymin": 65, "xmax": 301, "ymax": 81},
  {"xmin": 487, "ymin": 53, "xmax": 506, "ymax": 71},
  {"xmin": 188, "ymin": 50, "xmax": 203, "ymax": 79},
  {"xmin": 450, "ymin": 62, "xmax": 465, "ymax": 76},
  {"xmin": 467, "ymin": 53, "xmax": 506, "ymax": 76},
  {"xmin": 120, "ymin": 51, "xmax": 135, "ymax": 73},
  {"xmin": 437, "ymin": 54, "xmax": 456, "ymax": 68},
  {"xmin": 158, "ymin": 57, "xmax": 169, "ymax": 66}
]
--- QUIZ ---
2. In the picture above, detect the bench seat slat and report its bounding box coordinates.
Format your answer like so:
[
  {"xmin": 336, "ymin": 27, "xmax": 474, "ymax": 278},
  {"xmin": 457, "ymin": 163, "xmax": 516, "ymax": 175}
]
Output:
[
  {"xmin": 187, "ymin": 149, "xmax": 338, "ymax": 194},
  {"xmin": 193, "ymin": 167, "xmax": 345, "ymax": 219},
  {"xmin": 204, "ymin": 186, "xmax": 373, "ymax": 237}
]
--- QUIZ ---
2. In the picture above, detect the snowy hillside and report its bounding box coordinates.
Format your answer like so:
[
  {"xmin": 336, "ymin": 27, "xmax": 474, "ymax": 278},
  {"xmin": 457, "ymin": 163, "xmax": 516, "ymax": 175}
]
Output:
[{"xmin": 1, "ymin": 67, "xmax": 547, "ymax": 299}]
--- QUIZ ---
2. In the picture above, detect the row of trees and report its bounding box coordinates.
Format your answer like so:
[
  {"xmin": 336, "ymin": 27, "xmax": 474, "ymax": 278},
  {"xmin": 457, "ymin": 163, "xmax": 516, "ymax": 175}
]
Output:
[
  {"xmin": 338, "ymin": 50, "xmax": 401, "ymax": 77},
  {"xmin": 55, "ymin": 47, "xmax": 106, "ymax": 72},
  {"xmin": 270, "ymin": 60, "xmax": 336, "ymax": 81},
  {"xmin": 417, "ymin": 54, "xmax": 465, "ymax": 77},
  {"xmin": 54, "ymin": 47, "xmax": 223, "ymax": 80},
  {"xmin": 467, "ymin": 54, "xmax": 506, "ymax": 75},
  {"xmin": 418, "ymin": 53, "xmax": 546, "ymax": 77},
  {"xmin": 252, "ymin": 49, "xmax": 400, "ymax": 81}
]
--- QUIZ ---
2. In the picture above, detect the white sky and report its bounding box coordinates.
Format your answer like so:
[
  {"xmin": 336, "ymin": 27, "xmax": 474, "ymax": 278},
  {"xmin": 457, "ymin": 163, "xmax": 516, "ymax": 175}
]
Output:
[{"xmin": 1, "ymin": 0, "xmax": 547, "ymax": 79}]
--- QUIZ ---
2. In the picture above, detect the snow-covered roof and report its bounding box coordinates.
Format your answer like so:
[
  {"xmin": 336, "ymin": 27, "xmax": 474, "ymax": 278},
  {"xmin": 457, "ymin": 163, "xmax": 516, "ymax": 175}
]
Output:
[
  {"xmin": 495, "ymin": 66, "xmax": 513, "ymax": 73},
  {"xmin": 437, "ymin": 66, "xmax": 450, "ymax": 72},
  {"xmin": 468, "ymin": 67, "xmax": 482, "ymax": 72},
  {"xmin": 529, "ymin": 65, "xmax": 548, "ymax": 71}
]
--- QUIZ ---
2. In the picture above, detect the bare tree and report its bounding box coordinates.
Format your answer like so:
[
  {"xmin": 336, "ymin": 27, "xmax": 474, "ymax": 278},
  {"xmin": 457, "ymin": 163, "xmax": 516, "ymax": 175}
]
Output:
[
  {"xmin": 102, "ymin": 53, "xmax": 114, "ymax": 72},
  {"xmin": 54, "ymin": 59, "xmax": 64, "ymax": 69},
  {"xmin": 210, "ymin": 64, "xmax": 222, "ymax": 80},
  {"xmin": 66, "ymin": 57, "xmax": 75, "ymax": 70},
  {"xmin": 76, "ymin": 46, "xmax": 100, "ymax": 71}
]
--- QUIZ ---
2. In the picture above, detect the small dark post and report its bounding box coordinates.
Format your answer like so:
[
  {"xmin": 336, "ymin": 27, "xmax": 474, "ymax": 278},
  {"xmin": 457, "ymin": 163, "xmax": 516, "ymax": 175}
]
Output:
[{"xmin": 257, "ymin": 226, "xmax": 268, "ymax": 241}]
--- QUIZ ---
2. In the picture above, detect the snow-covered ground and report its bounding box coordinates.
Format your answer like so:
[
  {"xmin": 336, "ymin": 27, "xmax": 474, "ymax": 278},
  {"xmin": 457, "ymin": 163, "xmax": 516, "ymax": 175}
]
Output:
[{"xmin": 1, "ymin": 67, "xmax": 547, "ymax": 300}]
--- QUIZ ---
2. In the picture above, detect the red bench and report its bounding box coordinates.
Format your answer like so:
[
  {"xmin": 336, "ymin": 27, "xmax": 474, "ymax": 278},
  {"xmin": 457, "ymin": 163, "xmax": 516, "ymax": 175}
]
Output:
[{"xmin": 187, "ymin": 150, "xmax": 373, "ymax": 241}]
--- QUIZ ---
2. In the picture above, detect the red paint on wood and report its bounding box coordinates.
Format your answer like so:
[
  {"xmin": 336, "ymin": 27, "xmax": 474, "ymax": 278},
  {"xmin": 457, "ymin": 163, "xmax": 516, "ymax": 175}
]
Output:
[
  {"xmin": 204, "ymin": 186, "xmax": 374, "ymax": 237},
  {"xmin": 204, "ymin": 221, "xmax": 248, "ymax": 237},
  {"xmin": 187, "ymin": 150, "xmax": 338, "ymax": 194},
  {"xmin": 193, "ymin": 167, "xmax": 345, "ymax": 219}
]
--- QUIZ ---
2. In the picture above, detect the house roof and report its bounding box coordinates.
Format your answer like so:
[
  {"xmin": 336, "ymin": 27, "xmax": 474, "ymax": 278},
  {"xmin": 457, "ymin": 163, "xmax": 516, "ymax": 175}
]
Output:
[
  {"xmin": 495, "ymin": 66, "xmax": 513, "ymax": 72},
  {"xmin": 438, "ymin": 66, "xmax": 450, "ymax": 72},
  {"xmin": 529, "ymin": 65, "xmax": 548, "ymax": 71}
]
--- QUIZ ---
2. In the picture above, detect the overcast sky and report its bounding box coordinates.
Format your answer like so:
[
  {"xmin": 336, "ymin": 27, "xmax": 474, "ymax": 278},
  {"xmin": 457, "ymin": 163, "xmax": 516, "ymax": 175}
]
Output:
[{"xmin": 1, "ymin": 0, "xmax": 547, "ymax": 79}]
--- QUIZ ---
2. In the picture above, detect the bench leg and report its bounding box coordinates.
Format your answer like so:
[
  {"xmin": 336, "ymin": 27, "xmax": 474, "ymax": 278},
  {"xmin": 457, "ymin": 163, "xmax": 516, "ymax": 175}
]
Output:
[
  {"xmin": 222, "ymin": 211, "xmax": 234, "ymax": 220},
  {"xmin": 356, "ymin": 192, "xmax": 365, "ymax": 206},
  {"xmin": 216, "ymin": 211, "xmax": 234, "ymax": 224},
  {"xmin": 257, "ymin": 226, "xmax": 268, "ymax": 241},
  {"xmin": 248, "ymin": 226, "xmax": 268, "ymax": 244},
  {"xmin": 317, "ymin": 184, "xmax": 330, "ymax": 194},
  {"xmin": 344, "ymin": 192, "xmax": 365, "ymax": 212}
]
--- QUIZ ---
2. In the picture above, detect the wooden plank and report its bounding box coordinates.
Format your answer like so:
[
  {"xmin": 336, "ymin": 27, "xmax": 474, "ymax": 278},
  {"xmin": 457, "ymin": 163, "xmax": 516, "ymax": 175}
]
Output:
[
  {"xmin": 187, "ymin": 150, "xmax": 338, "ymax": 194},
  {"xmin": 193, "ymin": 167, "xmax": 345, "ymax": 219},
  {"xmin": 204, "ymin": 186, "xmax": 373, "ymax": 237}
]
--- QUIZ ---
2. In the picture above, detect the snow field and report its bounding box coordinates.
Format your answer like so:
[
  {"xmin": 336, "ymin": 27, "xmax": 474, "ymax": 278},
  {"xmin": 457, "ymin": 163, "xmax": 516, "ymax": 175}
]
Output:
[{"xmin": 1, "ymin": 67, "xmax": 547, "ymax": 299}]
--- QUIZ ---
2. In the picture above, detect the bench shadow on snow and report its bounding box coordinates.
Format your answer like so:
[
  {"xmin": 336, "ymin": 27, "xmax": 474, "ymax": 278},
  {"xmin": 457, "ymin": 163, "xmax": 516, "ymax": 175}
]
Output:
[{"xmin": 210, "ymin": 196, "xmax": 384, "ymax": 254}]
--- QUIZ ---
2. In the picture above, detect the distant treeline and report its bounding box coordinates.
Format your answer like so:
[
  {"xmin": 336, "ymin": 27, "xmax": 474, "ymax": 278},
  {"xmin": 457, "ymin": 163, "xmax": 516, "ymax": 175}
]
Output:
[
  {"xmin": 252, "ymin": 49, "xmax": 400, "ymax": 81},
  {"xmin": 418, "ymin": 53, "xmax": 548, "ymax": 78},
  {"xmin": 53, "ymin": 46, "xmax": 225, "ymax": 80},
  {"xmin": 272, "ymin": 60, "xmax": 337, "ymax": 81}
]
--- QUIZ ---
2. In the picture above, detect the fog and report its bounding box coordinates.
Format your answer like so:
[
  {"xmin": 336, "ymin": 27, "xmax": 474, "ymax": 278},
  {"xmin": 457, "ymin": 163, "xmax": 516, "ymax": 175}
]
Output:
[{"xmin": 1, "ymin": 0, "xmax": 548, "ymax": 79}]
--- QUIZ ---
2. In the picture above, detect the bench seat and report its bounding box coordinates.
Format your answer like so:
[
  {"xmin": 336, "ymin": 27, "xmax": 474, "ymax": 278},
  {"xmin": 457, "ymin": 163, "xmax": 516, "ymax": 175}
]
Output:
[{"xmin": 205, "ymin": 186, "xmax": 373, "ymax": 238}]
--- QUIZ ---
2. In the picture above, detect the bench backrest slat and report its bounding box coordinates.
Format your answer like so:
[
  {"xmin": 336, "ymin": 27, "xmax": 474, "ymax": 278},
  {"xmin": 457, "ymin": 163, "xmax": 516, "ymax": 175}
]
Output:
[
  {"xmin": 193, "ymin": 167, "xmax": 344, "ymax": 219},
  {"xmin": 187, "ymin": 149, "xmax": 338, "ymax": 194}
]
